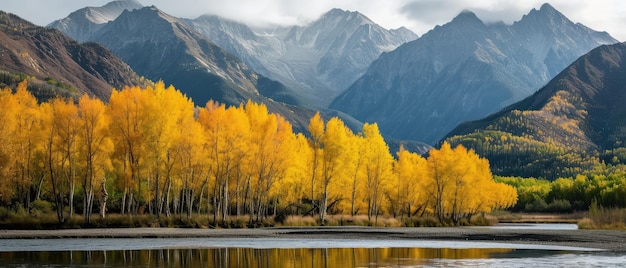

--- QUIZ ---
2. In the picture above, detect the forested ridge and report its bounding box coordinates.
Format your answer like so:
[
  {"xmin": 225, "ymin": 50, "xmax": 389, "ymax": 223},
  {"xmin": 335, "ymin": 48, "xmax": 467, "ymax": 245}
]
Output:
[
  {"xmin": 445, "ymin": 42, "xmax": 626, "ymax": 181},
  {"xmin": 0, "ymin": 81, "xmax": 516, "ymax": 226}
]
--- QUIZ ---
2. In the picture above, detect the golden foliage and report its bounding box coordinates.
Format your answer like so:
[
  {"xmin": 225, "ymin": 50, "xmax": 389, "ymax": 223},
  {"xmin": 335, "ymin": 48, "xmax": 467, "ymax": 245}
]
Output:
[{"xmin": 0, "ymin": 81, "xmax": 516, "ymax": 224}]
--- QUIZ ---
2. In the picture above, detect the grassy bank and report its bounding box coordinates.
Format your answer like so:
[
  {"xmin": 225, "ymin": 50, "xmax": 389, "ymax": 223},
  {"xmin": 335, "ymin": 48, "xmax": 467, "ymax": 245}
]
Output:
[{"xmin": 0, "ymin": 212, "xmax": 498, "ymax": 230}]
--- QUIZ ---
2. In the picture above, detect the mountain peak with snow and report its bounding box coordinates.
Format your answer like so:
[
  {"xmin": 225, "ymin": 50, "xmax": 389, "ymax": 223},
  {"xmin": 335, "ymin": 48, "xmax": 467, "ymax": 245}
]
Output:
[
  {"xmin": 185, "ymin": 8, "xmax": 417, "ymax": 108},
  {"xmin": 47, "ymin": 0, "xmax": 143, "ymax": 42},
  {"xmin": 320, "ymin": 8, "xmax": 375, "ymax": 25},
  {"xmin": 330, "ymin": 4, "xmax": 618, "ymax": 144}
]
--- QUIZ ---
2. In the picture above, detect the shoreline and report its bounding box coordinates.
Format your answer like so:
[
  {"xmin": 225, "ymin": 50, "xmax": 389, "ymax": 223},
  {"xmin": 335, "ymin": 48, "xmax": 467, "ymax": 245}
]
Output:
[{"xmin": 0, "ymin": 226, "xmax": 625, "ymax": 252}]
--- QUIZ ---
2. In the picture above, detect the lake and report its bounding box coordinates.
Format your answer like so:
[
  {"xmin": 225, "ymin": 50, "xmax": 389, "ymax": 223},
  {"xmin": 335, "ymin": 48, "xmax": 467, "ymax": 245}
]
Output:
[{"xmin": 0, "ymin": 224, "xmax": 624, "ymax": 267}]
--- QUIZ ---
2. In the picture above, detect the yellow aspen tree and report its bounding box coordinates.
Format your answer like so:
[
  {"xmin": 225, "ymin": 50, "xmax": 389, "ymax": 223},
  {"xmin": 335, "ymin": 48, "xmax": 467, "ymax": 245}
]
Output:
[
  {"xmin": 246, "ymin": 101, "xmax": 278, "ymax": 222},
  {"xmin": 11, "ymin": 82, "xmax": 40, "ymax": 209},
  {"xmin": 319, "ymin": 117, "xmax": 351, "ymax": 223},
  {"xmin": 425, "ymin": 141, "xmax": 455, "ymax": 223},
  {"xmin": 270, "ymin": 115, "xmax": 298, "ymax": 196},
  {"xmin": 198, "ymin": 101, "xmax": 250, "ymax": 223},
  {"xmin": 424, "ymin": 142, "xmax": 517, "ymax": 223},
  {"xmin": 427, "ymin": 142, "xmax": 472, "ymax": 223},
  {"xmin": 492, "ymin": 183, "xmax": 518, "ymax": 210},
  {"xmin": 223, "ymin": 105, "xmax": 249, "ymax": 221},
  {"xmin": 52, "ymin": 98, "xmax": 81, "ymax": 220},
  {"xmin": 344, "ymin": 131, "xmax": 366, "ymax": 216},
  {"xmin": 447, "ymin": 145, "xmax": 515, "ymax": 221},
  {"xmin": 230, "ymin": 109, "xmax": 251, "ymax": 218},
  {"xmin": 107, "ymin": 86, "xmax": 149, "ymax": 214},
  {"xmin": 0, "ymin": 86, "xmax": 18, "ymax": 203},
  {"xmin": 393, "ymin": 145, "xmax": 427, "ymax": 219},
  {"xmin": 77, "ymin": 95, "xmax": 112, "ymax": 222},
  {"xmin": 170, "ymin": 107, "xmax": 205, "ymax": 218},
  {"xmin": 38, "ymin": 98, "xmax": 80, "ymax": 223},
  {"xmin": 280, "ymin": 133, "xmax": 311, "ymax": 214},
  {"xmin": 307, "ymin": 112, "xmax": 324, "ymax": 216},
  {"xmin": 360, "ymin": 123, "xmax": 394, "ymax": 222},
  {"xmin": 245, "ymin": 101, "xmax": 298, "ymax": 221},
  {"xmin": 38, "ymin": 102, "xmax": 56, "ymax": 214},
  {"xmin": 198, "ymin": 101, "xmax": 224, "ymax": 222},
  {"xmin": 142, "ymin": 82, "xmax": 194, "ymax": 217},
  {"xmin": 459, "ymin": 150, "xmax": 492, "ymax": 217},
  {"xmin": 448, "ymin": 145, "xmax": 471, "ymax": 223}
]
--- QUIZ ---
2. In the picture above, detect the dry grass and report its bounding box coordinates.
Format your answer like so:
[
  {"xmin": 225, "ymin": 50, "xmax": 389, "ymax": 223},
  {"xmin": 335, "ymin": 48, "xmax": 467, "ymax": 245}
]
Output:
[
  {"xmin": 579, "ymin": 204, "xmax": 626, "ymax": 230},
  {"xmin": 278, "ymin": 215, "xmax": 407, "ymax": 227},
  {"xmin": 0, "ymin": 210, "xmax": 503, "ymax": 229},
  {"xmin": 577, "ymin": 218, "xmax": 596, "ymax": 229},
  {"xmin": 275, "ymin": 214, "xmax": 496, "ymax": 227},
  {"xmin": 496, "ymin": 212, "xmax": 582, "ymax": 224},
  {"xmin": 280, "ymin": 215, "xmax": 318, "ymax": 226}
]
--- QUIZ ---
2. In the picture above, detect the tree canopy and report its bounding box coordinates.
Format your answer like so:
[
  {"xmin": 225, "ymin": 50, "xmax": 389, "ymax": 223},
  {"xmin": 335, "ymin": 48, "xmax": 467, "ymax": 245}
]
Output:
[{"xmin": 0, "ymin": 81, "xmax": 516, "ymax": 224}]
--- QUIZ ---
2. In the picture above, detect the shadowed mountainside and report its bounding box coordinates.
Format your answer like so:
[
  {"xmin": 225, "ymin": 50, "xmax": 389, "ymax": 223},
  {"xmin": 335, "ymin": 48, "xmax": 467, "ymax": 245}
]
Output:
[{"xmin": 445, "ymin": 42, "xmax": 626, "ymax": 179}]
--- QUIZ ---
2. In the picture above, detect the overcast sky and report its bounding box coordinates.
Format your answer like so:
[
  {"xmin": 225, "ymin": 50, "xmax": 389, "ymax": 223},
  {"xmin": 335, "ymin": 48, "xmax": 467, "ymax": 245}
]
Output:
[{"xmin": 2, "ymin": 0, "xmax": 625, "ymax": 41}]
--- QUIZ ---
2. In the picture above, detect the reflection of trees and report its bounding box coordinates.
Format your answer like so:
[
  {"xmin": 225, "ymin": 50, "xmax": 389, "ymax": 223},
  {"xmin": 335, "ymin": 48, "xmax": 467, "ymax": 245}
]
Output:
[{"xmin": 0, "ymin": 247, "xmax": 515, "ymax": 267}]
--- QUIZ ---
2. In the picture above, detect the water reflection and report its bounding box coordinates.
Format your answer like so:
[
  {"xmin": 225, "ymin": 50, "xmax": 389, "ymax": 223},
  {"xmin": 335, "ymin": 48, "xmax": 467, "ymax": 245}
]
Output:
[{"xmin": 0, "ymin": 247, "xmax": 530, "ymax": 267}]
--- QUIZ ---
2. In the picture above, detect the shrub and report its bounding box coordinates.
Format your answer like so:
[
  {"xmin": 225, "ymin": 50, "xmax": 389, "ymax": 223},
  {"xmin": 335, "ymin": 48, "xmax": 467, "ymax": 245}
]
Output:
[
  {"xmin": 546, "ymin": 199, "xmax": 572, "ymax": 213},
  {"xmin": 0, "ymin": 206, "xmax": 11, "ymax": 220},
  {"xmin": 31, "ymin": 200, "xmax": 54, "ymax": 215},
  {"xmin": 580, "ymin": 199, "xmax": 626, "ymax": 230},
  {"xmin": 525, "ymin": 198, "xmax": 548, "ymax": 212}
]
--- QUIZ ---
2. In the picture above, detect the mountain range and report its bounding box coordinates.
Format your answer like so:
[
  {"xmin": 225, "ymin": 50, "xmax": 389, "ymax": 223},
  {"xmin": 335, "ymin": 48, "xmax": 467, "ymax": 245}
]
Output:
[
  {"xmin": 330, "ymin": 3, "xmax": 617, "ymax": 144},
  {"xmin": 0, "ymin": 10, "xmax": 142, "ymax": 100},
  {"xmin": 49, "ymin": 1, "xmax": 291, "ymax": 106},
  {"xmin": 185, "ymin": 9, "xmax": 417, "ymax": 108},
  {"xmin": 49, "ymin": 1, "xmax": 417, "ymax": 109}
]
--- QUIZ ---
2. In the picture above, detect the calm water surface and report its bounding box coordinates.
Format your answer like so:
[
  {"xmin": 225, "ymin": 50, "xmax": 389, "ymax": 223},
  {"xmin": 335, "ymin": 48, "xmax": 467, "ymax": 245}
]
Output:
[
  {"xmin": 0, "ymin": 224, "xmax": 622, "ymax": 267},
  {"xmin": 0, "ymin": 248, "xmax": 623, "ymax": 268}
]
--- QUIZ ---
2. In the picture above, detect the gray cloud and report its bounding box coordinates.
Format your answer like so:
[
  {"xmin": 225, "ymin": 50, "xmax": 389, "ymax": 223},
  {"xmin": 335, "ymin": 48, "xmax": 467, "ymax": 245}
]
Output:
[
  {"xmin": 400, "ymin": 0, "xmax": 468, "ymax": 25},
  {"xmin": 1, "ymin": 0, "xmax": 624, "ymax": 40}
]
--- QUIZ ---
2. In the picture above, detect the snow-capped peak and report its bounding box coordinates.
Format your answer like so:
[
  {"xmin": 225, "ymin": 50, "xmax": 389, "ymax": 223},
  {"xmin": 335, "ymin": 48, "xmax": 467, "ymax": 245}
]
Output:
[{"xmin": 47, "ymin": 0, "xmax": 143, "ymax": 42}]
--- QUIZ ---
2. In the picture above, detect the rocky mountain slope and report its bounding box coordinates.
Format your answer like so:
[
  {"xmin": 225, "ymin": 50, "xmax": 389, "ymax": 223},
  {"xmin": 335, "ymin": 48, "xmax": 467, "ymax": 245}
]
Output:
[
  {"xmin": 445, "ymin": 42, "xmax": 626, "ymax": 179},
  {"xmin": 331, "ymin": 4, "xmax": 617, "ymax": 144},
  {"xmin": 0, "ymin": 11, "xmax": 141, "ymax": 100},
  {"xmin": 87, "ymin": 6, "xmax": 284, "ymax": 107},
  {"xmin": 185, "ymin": 9, "xmax": 417, "ymax": 108}
]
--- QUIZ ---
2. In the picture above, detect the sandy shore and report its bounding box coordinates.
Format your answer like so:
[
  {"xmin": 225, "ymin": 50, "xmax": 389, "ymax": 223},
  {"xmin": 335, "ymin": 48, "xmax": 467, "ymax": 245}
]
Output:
[{"xmin": 0, "ymin": 226, "xmax": 624, "ymax": 252}]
